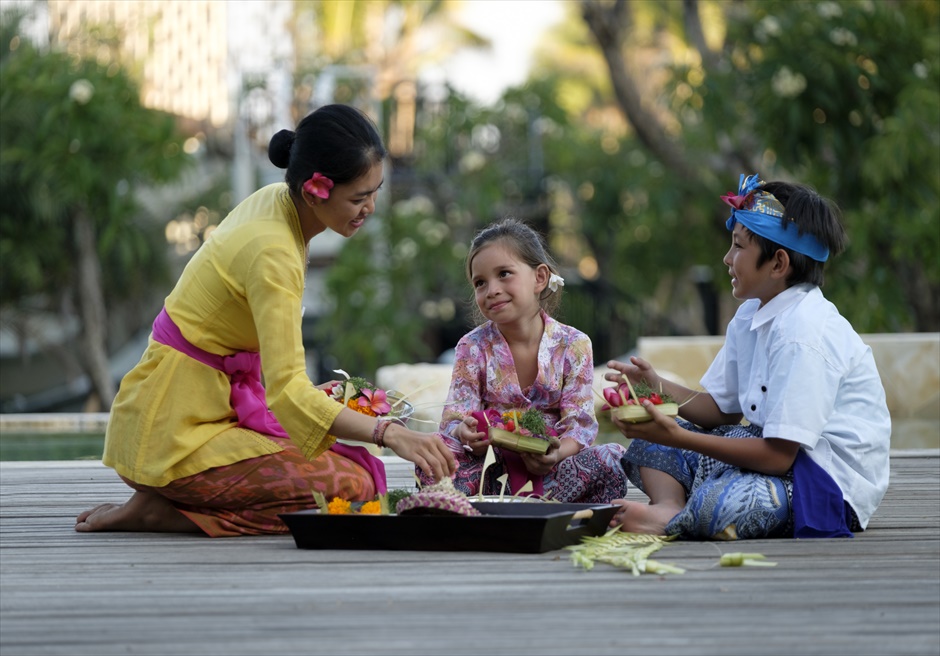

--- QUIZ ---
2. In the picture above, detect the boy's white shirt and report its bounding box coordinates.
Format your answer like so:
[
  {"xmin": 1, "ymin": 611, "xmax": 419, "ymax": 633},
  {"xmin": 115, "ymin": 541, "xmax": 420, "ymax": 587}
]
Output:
[{"xmin": 701, "ymin": 283, "xmax": 891, "ymax": 528}]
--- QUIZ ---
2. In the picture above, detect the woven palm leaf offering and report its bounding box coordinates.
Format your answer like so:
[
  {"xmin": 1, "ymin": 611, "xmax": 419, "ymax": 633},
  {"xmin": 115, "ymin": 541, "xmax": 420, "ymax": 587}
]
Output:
[
  {"xmin": 471, "ymin": 407, "xmax": 562, "ymax": 455},
  {"xmin": 327, "ymin": 369, "xmax": 414, "ymax": 426},
  {"xmin": 601, "ymin": 378, "xmax": 678, "ymax": 424},
  {"xmin": 395, "ymin": 477, "xmax": 481, "ymax": 516}
]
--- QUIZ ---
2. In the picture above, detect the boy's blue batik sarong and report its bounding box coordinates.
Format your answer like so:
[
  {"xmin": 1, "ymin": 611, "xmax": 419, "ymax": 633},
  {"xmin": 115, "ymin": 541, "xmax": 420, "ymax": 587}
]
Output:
[{"xmin": 620, "ymin": 421, "xmax": 793, "ymax": 540}]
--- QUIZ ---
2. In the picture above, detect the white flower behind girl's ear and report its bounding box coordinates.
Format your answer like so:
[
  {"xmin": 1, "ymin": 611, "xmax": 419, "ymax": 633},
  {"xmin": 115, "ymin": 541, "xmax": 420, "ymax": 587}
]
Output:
[{"xmin": 548, "ymin": 273, "xmax": 565, "ymax": 293}]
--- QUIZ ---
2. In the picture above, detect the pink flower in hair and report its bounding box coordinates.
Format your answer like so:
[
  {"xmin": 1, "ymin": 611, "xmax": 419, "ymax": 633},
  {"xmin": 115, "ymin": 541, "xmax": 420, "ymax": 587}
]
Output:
[{"xmin": 303, "ymin": 172, "xmax": 334, "ymax": 199}]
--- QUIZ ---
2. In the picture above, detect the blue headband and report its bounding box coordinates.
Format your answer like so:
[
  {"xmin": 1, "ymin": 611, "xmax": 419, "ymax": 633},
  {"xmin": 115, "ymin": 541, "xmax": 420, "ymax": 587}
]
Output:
[{"xmin": 721, "ymin": 173, "xmax": 829, "ymax": 262}]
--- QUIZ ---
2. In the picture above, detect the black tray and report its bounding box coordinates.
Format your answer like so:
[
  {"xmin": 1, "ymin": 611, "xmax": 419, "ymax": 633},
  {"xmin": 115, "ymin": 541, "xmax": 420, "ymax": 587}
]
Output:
[{"xmin": 280, "ymin": 502, "xmax": 617, "ymax": 553}]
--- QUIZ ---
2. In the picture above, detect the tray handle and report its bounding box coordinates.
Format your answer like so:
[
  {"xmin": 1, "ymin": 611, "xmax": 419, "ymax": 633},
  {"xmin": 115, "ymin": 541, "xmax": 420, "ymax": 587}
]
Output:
[{"xmin": 566, "ymin": 508, "xmax": 595, "ymax": 531}]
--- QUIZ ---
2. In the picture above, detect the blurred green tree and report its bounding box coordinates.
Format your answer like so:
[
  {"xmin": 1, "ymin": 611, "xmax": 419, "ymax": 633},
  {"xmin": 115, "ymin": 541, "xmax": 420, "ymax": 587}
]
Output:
[
  {"xmin": 289, "ymin": 0, "xmax": 488, "ymax": 122},
  {"xmin": 0, "ymin": 9, "xmax": 189, "ymax": 408},
  {"xmin": 298, "ymin": 0, "xmax": 940, "ymax": 378},
  {"xmin": 582, "ymin": 0, "xmax": 940, "ymax": 332}
]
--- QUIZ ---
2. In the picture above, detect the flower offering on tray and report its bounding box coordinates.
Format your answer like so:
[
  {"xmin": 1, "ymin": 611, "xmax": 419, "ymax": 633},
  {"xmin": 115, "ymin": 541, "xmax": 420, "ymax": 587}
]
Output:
[
  {"xmin": 280, "ymin": 492, "xmax": 618, "ymax": 553},
  {"xmin": 601, "ymin": 378, "xmax": 679, "ymax": 423},
  {"xmin": 470, "ymin": 407, "xmax": 561, "ymax": 455},
  {"xmin": 395, "ymin": 478, "xmax": 481, "ymax": 516},
  {"xmin": 327, "ymin": 369, "xmax": 414, "ymax": 424}
]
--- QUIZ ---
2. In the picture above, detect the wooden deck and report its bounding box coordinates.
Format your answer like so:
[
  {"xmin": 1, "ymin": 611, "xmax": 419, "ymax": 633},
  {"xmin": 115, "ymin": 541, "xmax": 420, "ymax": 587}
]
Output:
[{"xmin": 1, "ymin": 452, "xmax": 938, "ymax": 656}]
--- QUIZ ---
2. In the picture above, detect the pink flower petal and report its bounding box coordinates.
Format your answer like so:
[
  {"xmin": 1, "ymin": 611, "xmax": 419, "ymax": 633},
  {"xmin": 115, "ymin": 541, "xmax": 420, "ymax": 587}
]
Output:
[
  {"xmin": 372, "ymin": 401, "xmax": 391, "ymax": 415},
  {"xmin": 720, "ymin": 192, "xmax": 753, "ymax": 210},
  {"xmin": 303, "ymin": 172, "xmax": 334, "ymax": 199},
  {"xmin": 602, "ymin": 386, "xmax": 623, "ymax": 407},
  {"xmin": 371, "ymin": 389, "xmax": 391, "ymax": 414}
]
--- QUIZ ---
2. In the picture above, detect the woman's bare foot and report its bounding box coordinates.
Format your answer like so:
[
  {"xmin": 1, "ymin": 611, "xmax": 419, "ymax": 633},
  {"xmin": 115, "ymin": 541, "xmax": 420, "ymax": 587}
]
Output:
[
  {"xmin": 75, "ymin": 491, "xmax": 200, "ymax": 533},
  {"xmin": 608, "ymin": 498, "xmax": 684, "ymax": 535}
]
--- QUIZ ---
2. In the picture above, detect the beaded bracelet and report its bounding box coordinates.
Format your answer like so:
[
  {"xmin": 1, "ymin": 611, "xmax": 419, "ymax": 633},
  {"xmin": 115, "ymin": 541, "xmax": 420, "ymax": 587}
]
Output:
[{"xmin": 372, "ymin": 419, "xmax": 390, "ymax": 448}]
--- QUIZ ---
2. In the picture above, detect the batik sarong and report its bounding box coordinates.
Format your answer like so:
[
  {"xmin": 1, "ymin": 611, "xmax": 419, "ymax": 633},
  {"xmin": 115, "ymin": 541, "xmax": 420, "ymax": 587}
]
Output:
[
  {"xmin": 621, "ymin": 421, "xmax": 794, "ymax": 540},
  {"xmin": 124, "ymin": 433, "xmax": 375, "ymax": 537}
]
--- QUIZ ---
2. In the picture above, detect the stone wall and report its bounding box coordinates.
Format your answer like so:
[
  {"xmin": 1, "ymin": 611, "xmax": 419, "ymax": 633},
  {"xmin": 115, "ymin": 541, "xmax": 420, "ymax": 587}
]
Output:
[
  {"xmin": 4, "ymin": 334, "xmax": 935, "ymax": 451},
  {"xmin": 377, "ymin": 333, "xmax": 940, "ymax": 449},
  {"xmin": 637, "ymin": 333, "xmax": 940, "ymax": 450}
]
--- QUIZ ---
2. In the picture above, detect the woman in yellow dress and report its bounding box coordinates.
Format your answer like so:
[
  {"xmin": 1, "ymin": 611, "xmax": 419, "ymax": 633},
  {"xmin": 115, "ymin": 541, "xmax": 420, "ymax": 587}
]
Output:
[{"xmin": 75, "ymin": 105, "xmax": 455, "ymax": 536}]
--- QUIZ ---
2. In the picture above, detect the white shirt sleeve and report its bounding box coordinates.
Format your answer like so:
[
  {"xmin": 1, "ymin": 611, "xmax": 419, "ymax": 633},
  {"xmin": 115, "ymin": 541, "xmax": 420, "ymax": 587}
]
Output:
[{"xmin": 701, "ymin": 342, "xmax": 742, "ymax": 415}]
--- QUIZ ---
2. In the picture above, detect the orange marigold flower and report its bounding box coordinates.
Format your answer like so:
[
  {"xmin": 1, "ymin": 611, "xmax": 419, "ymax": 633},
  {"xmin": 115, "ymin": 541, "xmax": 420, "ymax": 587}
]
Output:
[
  {"xmin": 359, "ymin": 500, "xmax": 382, "ymax": 515},
  {"xmin": 327, "ymin": 497, "xmax": 352, "ymax": 514},
  {"xmin": 348, "ymin": 397, "xmax": 377, "ymax": 416}
]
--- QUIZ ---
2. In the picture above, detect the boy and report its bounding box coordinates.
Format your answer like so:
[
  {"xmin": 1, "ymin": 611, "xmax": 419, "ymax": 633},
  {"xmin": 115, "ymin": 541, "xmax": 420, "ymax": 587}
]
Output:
[{"xmin": 606, "ymin": 173, "xmax": 890, "ymax": 540}]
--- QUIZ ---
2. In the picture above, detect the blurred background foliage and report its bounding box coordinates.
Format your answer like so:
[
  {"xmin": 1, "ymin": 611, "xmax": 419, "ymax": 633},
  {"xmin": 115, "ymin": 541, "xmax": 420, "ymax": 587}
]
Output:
[
  {"xmin": 1, "ymin": 0, "xmax": 938, "ymax": 406},
  {"xmin": 318, "ymin": 0, "xmax": 939, "ymax": 377},
  {"xmin": 0, "ymin": 9, "xmax": 191, "ymax": 407}
]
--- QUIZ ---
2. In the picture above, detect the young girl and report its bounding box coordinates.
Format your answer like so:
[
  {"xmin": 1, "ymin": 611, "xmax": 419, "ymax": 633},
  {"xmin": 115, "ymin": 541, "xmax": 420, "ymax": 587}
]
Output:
[
  {"xmin": 607, "ymin": 173, "xmax": 890, "ymax": 540},
  {"xmin": 420, "ymin": 218, "xmax": 628, "ymax": 503},
  {"xmin": 75, "ymin": 105, "xmax": 454, "ymax": 536}
]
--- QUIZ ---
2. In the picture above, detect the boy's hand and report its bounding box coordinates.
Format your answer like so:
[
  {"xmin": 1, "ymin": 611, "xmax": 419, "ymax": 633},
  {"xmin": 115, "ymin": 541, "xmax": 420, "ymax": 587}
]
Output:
[
  {"xmin": 610, "ymin": 399, "xmax": 680, "ymax": 445},
  {"xmin": 605, "ymin": 357, "xmax": 659, "ymax": 388}
]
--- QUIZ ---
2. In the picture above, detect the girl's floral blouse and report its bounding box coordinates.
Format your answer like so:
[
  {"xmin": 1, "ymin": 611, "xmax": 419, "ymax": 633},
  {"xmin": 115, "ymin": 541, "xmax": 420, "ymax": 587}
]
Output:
[{"xmin": 439, "ymin": 311, "xmax": 598, "ymax": 449}]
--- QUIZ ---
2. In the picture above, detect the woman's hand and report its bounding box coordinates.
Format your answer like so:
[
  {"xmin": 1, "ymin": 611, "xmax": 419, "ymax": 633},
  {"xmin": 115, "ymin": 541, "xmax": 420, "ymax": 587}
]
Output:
[
  {"xmin": 455, "ymin": 415, "xmax": 490, "ymax": 457},
  {"xmin": 383, "ymin": 424, "xmax": 456, "ymax": 482}
]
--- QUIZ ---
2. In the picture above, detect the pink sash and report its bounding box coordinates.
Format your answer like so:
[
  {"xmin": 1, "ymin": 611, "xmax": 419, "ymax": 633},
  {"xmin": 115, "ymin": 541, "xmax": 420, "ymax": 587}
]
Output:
[
  {"xmin": 151, "ymin": 308, "xmax": 387, "ymax": 494},
  {"xmin": 501, "ymin": 450, "xmax": 545, "ymax": 497},
  {"xmin": 469, "ymin": 410, "xmax": 544, "ymax": 496}
]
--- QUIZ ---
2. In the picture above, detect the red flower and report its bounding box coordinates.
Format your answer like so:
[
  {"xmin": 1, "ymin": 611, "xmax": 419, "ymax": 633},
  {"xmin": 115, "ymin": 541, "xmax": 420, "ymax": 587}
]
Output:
[{"xmin": 720, "ymin": 192, "xmax": 753, "ymax": 210}]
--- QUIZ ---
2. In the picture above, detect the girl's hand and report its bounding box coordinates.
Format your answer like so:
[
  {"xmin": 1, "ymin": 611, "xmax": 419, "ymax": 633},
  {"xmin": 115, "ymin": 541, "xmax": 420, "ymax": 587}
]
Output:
[
  {"xmin": 520, "ymin": 442, "xmax": 562, "ymax": 477},
  {"xmin": 456, "ymin": 415, "xmax": 490, "ymax": 456},
  {"xmin": 605, "ymin": 357, "xmax": 659, "ymax": 389},
  {"xmin": 610, "ymin": 399, "xmax": 681, "ymax": 445}
]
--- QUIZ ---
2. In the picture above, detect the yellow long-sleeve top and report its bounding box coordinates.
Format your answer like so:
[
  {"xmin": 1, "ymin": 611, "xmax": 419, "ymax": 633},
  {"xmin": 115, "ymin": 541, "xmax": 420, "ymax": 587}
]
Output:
[{"xmin": 103, "ymin": 183, "xmax": 344, "ymax": 487}]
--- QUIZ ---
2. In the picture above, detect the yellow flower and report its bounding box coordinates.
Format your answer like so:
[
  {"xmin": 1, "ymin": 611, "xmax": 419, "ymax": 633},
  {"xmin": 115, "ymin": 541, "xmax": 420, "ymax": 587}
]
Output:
[
  {"xmin": 359, "ymin": 500, "xmax": 382, "ymax": 515},
  {"xmin": 327, "ymin": 497, "xmax": 352, "ymax": 514}
]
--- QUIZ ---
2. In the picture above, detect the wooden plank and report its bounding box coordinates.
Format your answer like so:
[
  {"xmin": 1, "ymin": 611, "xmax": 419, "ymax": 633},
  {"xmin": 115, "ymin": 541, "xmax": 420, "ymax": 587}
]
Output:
[{"xmin": 1, "ymin": 453, "xmax": 937, "ymax": 656}]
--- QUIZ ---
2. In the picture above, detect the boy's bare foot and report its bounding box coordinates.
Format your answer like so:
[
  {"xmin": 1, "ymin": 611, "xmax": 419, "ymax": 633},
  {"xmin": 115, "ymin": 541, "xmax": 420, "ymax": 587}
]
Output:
[
  {"xmin": 608, "ymin": 499, "xmax": 683, "ymax": 535},
  {"xmin": 75, "ymin": 491, "xmax": 200, "ymax": 533}
]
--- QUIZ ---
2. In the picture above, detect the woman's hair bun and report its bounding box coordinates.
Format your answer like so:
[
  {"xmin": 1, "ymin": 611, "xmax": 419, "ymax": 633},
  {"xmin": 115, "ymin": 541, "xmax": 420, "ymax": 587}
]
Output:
[{"xmin": 268, "ymin": 129, "xmax": 295, "ymax": 169}]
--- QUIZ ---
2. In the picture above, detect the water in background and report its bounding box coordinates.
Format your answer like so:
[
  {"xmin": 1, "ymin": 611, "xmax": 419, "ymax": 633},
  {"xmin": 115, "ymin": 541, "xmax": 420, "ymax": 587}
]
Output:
[{"xmin": 0, "ymin": 433, "xmax": 105, "ymax": 461}]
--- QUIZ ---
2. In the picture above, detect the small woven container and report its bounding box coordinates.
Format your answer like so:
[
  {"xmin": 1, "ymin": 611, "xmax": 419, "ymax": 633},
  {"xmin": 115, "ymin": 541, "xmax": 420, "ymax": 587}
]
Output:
[
  {"xmin": 487, "ymin": 427, "xmax": 556, "ymax": 454},
  {"xmin": 611, "ymin": 402, "xmax": 679, "ymax": 424}
]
